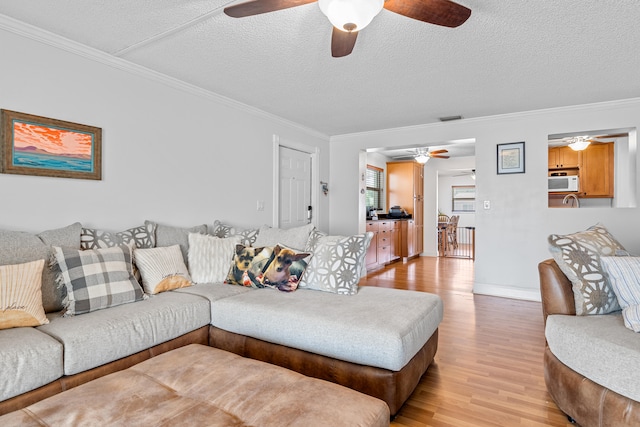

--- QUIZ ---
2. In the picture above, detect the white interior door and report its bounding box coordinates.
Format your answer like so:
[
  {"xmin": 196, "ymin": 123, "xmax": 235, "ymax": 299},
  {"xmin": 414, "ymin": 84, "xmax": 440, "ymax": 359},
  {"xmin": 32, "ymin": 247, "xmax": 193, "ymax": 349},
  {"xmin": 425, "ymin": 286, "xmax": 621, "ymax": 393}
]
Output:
[{"xmin": 279, "ymin": 146, "xmax": 312, "ymax": 229}]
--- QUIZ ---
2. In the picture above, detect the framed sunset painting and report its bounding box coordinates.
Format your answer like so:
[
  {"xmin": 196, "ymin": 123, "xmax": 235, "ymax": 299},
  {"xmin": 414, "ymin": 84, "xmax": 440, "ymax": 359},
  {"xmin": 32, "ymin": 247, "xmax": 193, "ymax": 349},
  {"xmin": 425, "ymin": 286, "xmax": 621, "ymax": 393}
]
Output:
[{"xmin": 1, "ymin": 110, "xmax": 102, "ymax": 180}]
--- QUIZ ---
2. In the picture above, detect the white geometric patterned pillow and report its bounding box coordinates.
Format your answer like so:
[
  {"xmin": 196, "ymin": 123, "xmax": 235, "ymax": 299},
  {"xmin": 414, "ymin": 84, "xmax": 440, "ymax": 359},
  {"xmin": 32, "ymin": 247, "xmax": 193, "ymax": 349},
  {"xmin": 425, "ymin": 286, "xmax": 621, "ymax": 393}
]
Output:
[
  {"xmin": 80, "ymin": 222, "xmax": 156, "ymax": 249},
  {"xmin": 0, "ymin": 259, "xmax": 49, "ymax": 330},
  {"xmin": 134, "ymin": 245, "xmax": 192, "ymax": 295},
  {"xmin": 305, "ymin": 229, "xmax": 328, "ymax": 250},
  {"xmin": 53, "ymin": 244, "xmax": 145, "ymax": 316},
  {"xmin": 210, "ymin": 220, "xmax": 259, "ymax": 246},
  {"xmin": 601, "ymin": 256, "xmax": 640, "ymax": 332},
  {"xmin": 299, "ymin": 232, "xmax": 373, "ymax": 295},
  {"xmin": 188, "ymin": 233, "xmax": 241, "ymax": 284},
  {"xmin": 548, "ymin": 223, "xmax": 625, "ymax": 315}
]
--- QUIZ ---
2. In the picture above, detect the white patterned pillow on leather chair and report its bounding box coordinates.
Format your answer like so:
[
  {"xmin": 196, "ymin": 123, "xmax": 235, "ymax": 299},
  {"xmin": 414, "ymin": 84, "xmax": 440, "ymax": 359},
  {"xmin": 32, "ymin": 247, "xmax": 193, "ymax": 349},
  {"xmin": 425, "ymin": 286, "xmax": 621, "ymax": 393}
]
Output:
[{"xmin": 548, "ymin": 223, "xmax": 625, "ymax": 315}]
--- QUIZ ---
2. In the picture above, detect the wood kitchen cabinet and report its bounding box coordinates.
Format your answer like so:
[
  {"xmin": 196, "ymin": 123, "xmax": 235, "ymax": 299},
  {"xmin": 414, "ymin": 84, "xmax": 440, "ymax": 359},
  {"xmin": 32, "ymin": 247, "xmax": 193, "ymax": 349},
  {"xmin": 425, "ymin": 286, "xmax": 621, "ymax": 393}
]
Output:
[
  {"xmin": 400, "ymin": 219, "xmax": 416, "ymax": 259},
  {"xmin": 548, "ymin": 146, "xmax": 580, "ymax": 169},
  {"xmin": 365, "ymin": 220, "xmax": 399, "ymax": 271},
  {"xmin": 580, "ymin": 142, "xmax": 614, "ymax": 198},
  {"xmin": 390, "ymin": 220, "xmax": 401, "ymax": 262},
  {"xmin": 547, "ymin": 142, "xmax": 615, "ymax": 206},
  {"xmin": 365, "ymin": 222, "xmax": 379, "ymax": 269},
  {"xmin": 387, "ymin": 161, "xmax": 424, "ymax": 260}
]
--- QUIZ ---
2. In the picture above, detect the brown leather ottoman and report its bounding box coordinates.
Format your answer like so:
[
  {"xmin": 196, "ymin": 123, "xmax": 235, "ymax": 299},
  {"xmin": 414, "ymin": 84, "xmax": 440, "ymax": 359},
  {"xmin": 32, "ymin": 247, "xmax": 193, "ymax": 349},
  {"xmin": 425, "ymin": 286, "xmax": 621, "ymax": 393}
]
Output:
[{"xmin": 0, "ymin": 344, "xmax": 389, "ymax": 426}]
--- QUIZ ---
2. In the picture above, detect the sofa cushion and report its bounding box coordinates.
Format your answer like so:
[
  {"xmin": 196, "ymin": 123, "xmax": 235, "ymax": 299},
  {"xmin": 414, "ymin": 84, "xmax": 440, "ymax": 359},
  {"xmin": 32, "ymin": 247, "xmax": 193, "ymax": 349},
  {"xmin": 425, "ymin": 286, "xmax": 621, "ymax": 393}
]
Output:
[
  {"xmin": 53, "ymin": 244, "xmax": 145, "ymax": 316},
  {"xmin": 210, "ymin": 220, "xmax": 259, "ymax": 246},
  {"xmin": 546, "ymin": 313, "xmax": 640, "ymax": 402},
  {"xmin": 173, "ymin": 281, "xmax": 252, "ymax": 302},
  {"xmin": 210, "ymin": 286, "xmax": 443, "ymax": 371},
  {"xmin": 300, "ymin": 232, "xmax": 373, "ymax": 295},
  {"xmin": 188, "ymin": 233, "xmax": 240, "ymax": 284},
  {"xmin": 134, "ymin": 245, "xmax": 192, "ymax": 295},
  {"xmin": 0, "ymin": 259, "xmax": 48, "ymax": 329},
  {"xmin": 150, "ymin": 221, "xmax": 207, "ymax": 267},
  {"xmin": 80, "ymin": 222, "xmax": 156, "ymax": 250},
  {"xmin": 0, "ymin": 327, "xmax": 64, "ymax": 401},
  {"xmin": 601, "ymin": 255, "xmax": 640, "ymax": 332},
  {"xmin": 253, "ymin": 223, "xmax": 315, "ymax": 250},
  {"xmin": 37, "ymin": 291, "xmax": 210, "ymax": 375},
  {"xmin": 0, "ymin": 223, "xmax": 81, "ymax": 313},
  {"xmin": 548, "ymin": 223, "xmax": 624, "ymax": 315}
]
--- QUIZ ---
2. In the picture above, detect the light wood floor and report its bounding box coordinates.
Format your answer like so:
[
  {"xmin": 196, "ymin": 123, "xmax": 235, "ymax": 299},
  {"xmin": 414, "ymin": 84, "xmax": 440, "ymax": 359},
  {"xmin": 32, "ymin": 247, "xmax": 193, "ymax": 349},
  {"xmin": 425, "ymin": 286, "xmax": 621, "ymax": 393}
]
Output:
[{"xmin": 359, "ymin": 256, "xmax": 574, "ymax": 427}]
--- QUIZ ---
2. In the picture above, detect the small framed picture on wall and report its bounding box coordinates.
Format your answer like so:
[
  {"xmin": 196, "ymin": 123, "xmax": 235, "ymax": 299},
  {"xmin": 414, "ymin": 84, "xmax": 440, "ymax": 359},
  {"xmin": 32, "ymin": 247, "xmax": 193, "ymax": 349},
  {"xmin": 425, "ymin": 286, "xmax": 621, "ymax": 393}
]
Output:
[{"xmin": 497, "ymin": 141, "xmax": 525, "ymax": 174}]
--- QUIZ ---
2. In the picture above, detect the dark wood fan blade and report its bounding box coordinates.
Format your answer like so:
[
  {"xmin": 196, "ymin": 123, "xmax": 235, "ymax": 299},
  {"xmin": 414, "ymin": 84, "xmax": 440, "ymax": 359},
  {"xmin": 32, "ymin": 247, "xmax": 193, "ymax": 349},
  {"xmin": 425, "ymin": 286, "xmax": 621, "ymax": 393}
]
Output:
[
  {"xmin": 331, "ymin": 27, "xmax": 358, "ymax": 57},
  {"xmin": 383, "ymin": 0, "xmax": 471, "ymax": 27},
  {"xmin": 429, "ymin": 149, "xmax": 449, "ymax": 154},
  {"xmin": 591, "ymin": 133, "xmax": 629, "ymax": 140},
  {"xmin": 224, "ymin": 0, "xmax": 317, "ymax": 18},
  {"xmin": 431, "ymin": 155, "xmax": 450, "ymax": 159}
]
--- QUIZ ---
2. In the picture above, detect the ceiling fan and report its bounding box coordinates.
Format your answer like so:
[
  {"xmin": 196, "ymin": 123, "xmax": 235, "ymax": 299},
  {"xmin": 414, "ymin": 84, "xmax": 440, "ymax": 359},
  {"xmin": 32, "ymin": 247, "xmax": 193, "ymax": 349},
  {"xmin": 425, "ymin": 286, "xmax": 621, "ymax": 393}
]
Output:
[
  {"xmin": 453, "ymin": 168, "xmax": 475, "ymax": 179},
  {"xmin": 550, "ymin": 133, "xmax": 628, "ymax": 151},
  {"xmin": 393, "ymin": 147, "xmax": 450, "ymax": 163},
  {"xmin": 223, "ymin": 0, "xmax": 471, "ymax": 57}
]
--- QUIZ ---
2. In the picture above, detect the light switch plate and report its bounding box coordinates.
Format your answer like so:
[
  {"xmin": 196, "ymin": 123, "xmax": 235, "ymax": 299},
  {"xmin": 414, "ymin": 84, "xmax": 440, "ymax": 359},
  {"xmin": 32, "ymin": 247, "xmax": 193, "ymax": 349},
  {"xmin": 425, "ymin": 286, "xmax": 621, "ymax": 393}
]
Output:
[{"xmin": 483, "ymin": 200, "xmax": 491, "ymax": 210}]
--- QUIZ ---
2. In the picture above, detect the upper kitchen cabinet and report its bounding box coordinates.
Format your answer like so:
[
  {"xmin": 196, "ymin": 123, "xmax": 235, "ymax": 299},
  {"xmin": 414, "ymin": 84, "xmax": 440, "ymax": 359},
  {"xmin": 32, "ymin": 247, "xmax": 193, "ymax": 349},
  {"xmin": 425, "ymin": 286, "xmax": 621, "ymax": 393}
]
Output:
[
  {"xmin": 548, "ymin": 146, "xmax": 580, "ymax": 169},
  {"xmin": 581, "ymin": 142, "xmax": 614, "ymax": 198},
  {"xmin": 548, "ymin": 128, "xmax": 637, "ymax": 208},
  {"xmin": 547, "ymin": 142, "xmax": 614, "ymax": 202}
]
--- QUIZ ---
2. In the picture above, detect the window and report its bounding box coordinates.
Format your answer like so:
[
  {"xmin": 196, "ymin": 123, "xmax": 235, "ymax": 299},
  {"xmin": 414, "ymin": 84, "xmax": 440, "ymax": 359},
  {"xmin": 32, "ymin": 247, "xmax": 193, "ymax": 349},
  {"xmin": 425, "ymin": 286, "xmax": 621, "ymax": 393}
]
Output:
[
  {"xmin": 366, "ymin": 165, "xmax": 384, "ymax": 210},
  {"xmin": 452, "ymin": 186, "xmax": 475, "ymax": 212}
]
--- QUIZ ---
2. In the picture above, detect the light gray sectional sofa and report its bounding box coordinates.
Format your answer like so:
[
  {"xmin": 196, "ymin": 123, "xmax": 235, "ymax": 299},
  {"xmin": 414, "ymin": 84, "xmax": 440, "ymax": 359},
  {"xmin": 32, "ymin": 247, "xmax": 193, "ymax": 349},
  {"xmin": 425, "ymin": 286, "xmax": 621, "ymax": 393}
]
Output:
[{"xmin": 0, "ymin": 221, "xmax": 443, "ymax": 417}]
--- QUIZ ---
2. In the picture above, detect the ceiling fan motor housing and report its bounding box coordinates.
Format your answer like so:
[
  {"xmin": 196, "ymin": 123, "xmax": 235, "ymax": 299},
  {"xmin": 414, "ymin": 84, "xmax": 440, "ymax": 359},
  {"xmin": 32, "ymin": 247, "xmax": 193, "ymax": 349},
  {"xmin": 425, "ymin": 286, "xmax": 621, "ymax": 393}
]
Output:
[{"xmin": 318, "ymin": 0, "xmax": 384, "ymax": 32}]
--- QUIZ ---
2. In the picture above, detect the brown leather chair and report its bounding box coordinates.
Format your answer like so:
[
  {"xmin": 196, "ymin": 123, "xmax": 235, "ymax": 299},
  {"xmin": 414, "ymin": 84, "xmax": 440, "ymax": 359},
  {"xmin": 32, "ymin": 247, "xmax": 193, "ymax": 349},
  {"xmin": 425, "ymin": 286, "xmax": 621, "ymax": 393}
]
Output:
[{"xmin": 539, "ymin": 259, "xmax": 640, "ymax": 426}]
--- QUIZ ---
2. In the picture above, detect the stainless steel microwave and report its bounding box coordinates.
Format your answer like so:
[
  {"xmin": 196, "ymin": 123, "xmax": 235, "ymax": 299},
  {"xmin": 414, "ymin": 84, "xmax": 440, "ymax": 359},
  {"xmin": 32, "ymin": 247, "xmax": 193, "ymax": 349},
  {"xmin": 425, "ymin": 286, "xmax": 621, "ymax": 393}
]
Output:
[{"xmin": 548, "ymin": 175, "xmax": 579, "ymax": 192}]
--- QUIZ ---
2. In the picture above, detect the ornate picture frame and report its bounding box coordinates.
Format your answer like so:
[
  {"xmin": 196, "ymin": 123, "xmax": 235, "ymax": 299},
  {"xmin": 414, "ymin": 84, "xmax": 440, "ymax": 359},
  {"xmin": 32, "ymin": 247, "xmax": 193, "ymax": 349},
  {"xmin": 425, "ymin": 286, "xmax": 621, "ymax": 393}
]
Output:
[{"xmin": 0, "ymin": 109, "xmax": 102, "ymax": 180}]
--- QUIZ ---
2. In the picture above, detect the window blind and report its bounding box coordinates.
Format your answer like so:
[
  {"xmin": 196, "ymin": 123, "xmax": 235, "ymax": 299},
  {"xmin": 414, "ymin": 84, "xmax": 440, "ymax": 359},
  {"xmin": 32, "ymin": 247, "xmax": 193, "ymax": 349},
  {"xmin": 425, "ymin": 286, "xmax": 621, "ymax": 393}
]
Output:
[{"xmin": 366, "ymin": 166, "xmax": 383, "ymax": 210}]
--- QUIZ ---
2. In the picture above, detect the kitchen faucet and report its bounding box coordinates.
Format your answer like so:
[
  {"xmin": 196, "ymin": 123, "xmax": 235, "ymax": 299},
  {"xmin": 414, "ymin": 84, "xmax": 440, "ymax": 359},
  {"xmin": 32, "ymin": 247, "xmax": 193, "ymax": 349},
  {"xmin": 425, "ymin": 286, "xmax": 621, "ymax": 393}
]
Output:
[{"xmin": 562, "ymin": 193, "xmax": 580, "ymax": 208}]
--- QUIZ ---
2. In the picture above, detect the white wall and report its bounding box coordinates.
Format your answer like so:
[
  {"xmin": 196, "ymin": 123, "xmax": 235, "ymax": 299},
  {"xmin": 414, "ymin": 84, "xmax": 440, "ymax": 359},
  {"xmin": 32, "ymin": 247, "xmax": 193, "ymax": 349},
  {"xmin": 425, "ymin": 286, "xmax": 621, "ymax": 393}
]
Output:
[
  {"xmin": 0, "ymin": 24, "xmax": 330, "ymax": 233},
  {"xmin": 330, "ymin": 99, "xmax": 640, "ymax": 301}
]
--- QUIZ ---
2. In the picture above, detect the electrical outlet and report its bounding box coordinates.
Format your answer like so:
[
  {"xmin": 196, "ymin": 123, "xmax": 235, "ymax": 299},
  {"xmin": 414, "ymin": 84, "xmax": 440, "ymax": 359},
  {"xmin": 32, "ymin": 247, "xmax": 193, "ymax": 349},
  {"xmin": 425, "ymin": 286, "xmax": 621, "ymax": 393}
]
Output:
[
  {"xmin": 483, "ymin": 200, "xmax": 491, "ymax": 210},
  {"xmin": 256, "ymin": 200, "xmax": 264, "ymax": 211}
]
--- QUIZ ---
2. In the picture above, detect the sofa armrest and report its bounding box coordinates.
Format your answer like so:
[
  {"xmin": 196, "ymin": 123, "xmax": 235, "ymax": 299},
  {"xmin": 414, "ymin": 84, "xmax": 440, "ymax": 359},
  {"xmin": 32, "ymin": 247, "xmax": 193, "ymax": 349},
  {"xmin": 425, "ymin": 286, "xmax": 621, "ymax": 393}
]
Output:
[{"xmin": 538, "ymin": 259, "xmax": 575, "ymax": 324}]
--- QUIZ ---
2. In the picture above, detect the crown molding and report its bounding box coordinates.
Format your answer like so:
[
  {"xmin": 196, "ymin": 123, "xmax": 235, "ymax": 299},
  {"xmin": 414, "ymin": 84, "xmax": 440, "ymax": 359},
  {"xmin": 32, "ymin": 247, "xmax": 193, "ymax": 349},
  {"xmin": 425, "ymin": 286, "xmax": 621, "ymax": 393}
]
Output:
[{"xmin": 0, "ymin": 14, "xmax": 329, "ymax": 141}]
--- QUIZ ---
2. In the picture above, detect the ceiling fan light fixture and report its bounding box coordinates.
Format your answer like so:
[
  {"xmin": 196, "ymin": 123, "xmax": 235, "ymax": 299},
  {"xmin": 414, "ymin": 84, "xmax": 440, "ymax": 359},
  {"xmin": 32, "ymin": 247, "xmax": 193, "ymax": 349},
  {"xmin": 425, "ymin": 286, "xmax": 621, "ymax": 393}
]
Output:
[
  {"xmin": 415, "ymin": 154, "xmax": 430, "ymax": 164},
  {"xmin": 318, "ymin": 0, "xmax": 384, "ymax": 32},
  {"xmin": 567, "ymin": 136, "xmax": 590, "ymax": 151}
]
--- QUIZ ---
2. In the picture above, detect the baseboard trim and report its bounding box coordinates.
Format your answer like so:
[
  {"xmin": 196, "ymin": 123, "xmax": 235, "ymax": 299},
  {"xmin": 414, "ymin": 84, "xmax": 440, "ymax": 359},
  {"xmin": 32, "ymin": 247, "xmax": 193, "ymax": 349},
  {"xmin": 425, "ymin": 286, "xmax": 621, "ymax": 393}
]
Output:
[{"xmin": 473, "ymin": 282, "xmax": 541, "ymax": 302}]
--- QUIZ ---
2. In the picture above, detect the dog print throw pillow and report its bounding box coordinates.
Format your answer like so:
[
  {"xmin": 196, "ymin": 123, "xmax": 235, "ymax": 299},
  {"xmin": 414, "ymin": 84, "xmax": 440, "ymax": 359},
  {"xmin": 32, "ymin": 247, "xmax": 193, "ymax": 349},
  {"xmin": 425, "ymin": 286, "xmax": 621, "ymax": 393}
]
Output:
[
  {"xmin": 225, "ymin": 244, "xmax": 311, "ymax": 292},
  {"xmin": 225, "ymin": 245, "xmax": 271, "ymax": 288}
]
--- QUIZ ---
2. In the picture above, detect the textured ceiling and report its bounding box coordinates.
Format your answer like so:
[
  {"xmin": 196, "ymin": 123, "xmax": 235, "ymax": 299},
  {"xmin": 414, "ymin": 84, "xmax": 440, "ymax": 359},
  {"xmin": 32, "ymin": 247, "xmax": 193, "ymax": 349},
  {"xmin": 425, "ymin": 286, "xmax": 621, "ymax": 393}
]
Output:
[{"xmin": 1, "ymin": 0, "xmax": 639, "ymax": 136}]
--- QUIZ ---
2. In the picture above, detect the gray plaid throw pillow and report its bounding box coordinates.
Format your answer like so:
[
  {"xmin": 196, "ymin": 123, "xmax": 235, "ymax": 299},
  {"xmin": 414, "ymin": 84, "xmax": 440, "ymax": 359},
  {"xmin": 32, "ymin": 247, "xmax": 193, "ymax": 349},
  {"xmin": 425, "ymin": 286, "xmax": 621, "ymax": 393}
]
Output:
[{"xmin": 53, "ymin": 244, "xmax": 145, "ymax": 316}]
